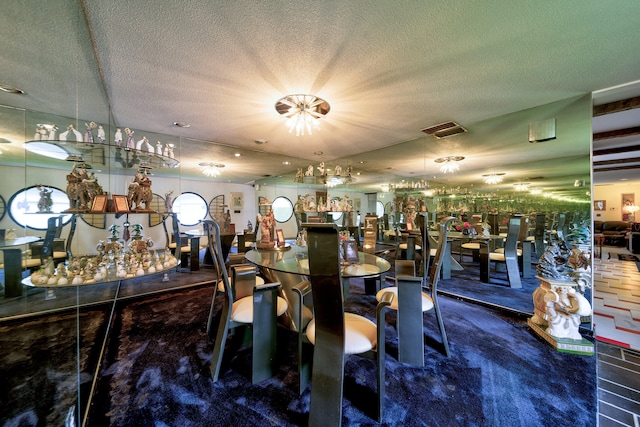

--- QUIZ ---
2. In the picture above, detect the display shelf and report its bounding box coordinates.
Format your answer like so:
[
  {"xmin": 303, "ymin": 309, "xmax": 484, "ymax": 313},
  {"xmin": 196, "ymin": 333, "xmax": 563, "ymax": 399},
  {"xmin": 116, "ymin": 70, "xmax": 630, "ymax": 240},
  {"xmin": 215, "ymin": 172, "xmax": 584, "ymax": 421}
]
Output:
[{"xmin": 24, "ymin": 140, "xmax": 180, "ymax": 170}]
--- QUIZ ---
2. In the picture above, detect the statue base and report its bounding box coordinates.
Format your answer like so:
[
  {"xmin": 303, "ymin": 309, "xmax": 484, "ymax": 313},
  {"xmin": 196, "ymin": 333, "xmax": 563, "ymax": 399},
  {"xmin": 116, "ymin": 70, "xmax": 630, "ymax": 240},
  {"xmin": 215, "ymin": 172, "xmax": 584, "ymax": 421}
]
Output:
[
  {"xmin": 529, "ymin": 275, "xmax": 594, "ymax": 356},
  {"xmin": 527, "ymin": 319, "xmax": 594, "ymax": 355}
]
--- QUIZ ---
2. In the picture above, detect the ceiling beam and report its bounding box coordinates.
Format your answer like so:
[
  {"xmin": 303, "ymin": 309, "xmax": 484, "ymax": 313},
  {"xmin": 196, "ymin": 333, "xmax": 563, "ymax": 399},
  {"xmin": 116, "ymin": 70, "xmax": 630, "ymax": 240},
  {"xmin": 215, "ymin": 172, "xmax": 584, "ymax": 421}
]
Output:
[
  {"xmin": 593, "ymin": 164, "xmax": 640, "ymax": 173},
  {"xmin": 593, "ymin": 157, "xmax": 640, "ymax": 166},
  {"xmin": 593, "ymin": 126, "xmax": 640, "ymax": 141},
  {"xmin": 593, "ymin": 145, "xmax": 640, "ymax": 156},
  {"xmin": 593, "ymin": 96, "xmax": 640, "ymax": 117}
]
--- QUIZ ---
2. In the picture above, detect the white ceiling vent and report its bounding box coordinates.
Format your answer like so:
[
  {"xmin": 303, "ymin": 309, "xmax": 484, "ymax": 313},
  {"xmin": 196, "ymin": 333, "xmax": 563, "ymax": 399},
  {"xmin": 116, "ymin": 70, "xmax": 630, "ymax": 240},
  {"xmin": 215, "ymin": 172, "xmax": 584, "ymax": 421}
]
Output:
[{"xmin": 421, "ymin": 121, "xmax": 467, "ymax": 139}]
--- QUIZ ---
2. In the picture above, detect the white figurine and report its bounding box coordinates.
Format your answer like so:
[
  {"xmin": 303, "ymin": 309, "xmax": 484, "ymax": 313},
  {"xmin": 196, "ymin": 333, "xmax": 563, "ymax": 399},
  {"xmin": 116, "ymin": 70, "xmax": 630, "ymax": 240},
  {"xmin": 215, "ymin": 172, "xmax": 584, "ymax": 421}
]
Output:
[
  {"xmin": 114, "ymin": 128, "xmax": 123, "ymax": 146},
  {"xmin": 48, "ymin": 124, "xmax": 58, "ymax": 140},
  {"xmin": 305, "ymin": 165, "xmax": 314, "ymax": 177},
  {"xmin": 59, "ymin": 124, "xmax": 83, "ymax": 142},
  {"xmin": 97, "ymin": 125, "xmax": 105, "ymax": 143},
  {"xmin": 334, "ymin": 164, "xmax": 342, "ymax": 176},
  {"xmin": 317, "ymin": 161, "xmax": 326, "ymax": 177},
  {"xmin": 156, "ymin": 141, "xmax": 163, "ymax": 155}
]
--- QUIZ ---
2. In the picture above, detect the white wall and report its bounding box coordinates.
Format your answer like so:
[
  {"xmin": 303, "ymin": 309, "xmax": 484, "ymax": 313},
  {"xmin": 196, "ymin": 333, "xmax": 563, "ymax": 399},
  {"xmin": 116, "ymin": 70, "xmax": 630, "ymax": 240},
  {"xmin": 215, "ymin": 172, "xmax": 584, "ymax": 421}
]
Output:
[
  {"xmin": 0, "ymin": 165, "xmax": 255, "ymax": 255},
  {"xmin": 593, "ymin": 183, "xmax": 640, "ymax": 222}
]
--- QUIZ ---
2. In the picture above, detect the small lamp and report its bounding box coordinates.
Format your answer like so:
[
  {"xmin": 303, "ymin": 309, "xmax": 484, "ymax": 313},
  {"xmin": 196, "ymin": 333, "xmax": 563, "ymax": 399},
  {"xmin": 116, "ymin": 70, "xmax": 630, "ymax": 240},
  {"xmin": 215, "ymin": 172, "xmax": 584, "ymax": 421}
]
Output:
[{"xmin": 625, "ymin": 205, "xmax": 639, "ymax": 223}]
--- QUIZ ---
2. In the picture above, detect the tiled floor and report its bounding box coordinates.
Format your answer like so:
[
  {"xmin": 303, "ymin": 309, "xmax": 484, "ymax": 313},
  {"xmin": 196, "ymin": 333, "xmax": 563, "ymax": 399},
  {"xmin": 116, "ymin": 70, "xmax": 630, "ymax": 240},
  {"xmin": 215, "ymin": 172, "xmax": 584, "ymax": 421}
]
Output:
[
  {"xmin": 595, "ymin": 247, "xmax": 640, "ymax": 427},
  {"xmin": 593, "ymin": 254, "xmax": 640, "ymax": 352}
]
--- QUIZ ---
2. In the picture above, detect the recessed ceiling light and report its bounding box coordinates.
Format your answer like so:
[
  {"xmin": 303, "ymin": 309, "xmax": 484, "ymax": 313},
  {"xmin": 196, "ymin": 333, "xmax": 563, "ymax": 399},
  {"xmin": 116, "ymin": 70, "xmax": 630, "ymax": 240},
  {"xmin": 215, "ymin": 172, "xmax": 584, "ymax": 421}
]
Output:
[
  {"xmin": 282, "ymin": 161, "xmax": 291, "ymax": 165},
  {"xmin": 314, "ymin": 151, "xmax": 323, "ymax": 155},
  {"xmin": 0, "ymin": 84, "xmax": 26, "ymax": 94},
  {"xmin": 173, "ymin": 121, "xmax": 190, "ymax": 128},
  {"xmin": 254, "ymin": 139, "xmax": 267, "ymax": 145},
  {"xmin": 234, "ymin": 153, "xmax": 241, "ymax": 157}
]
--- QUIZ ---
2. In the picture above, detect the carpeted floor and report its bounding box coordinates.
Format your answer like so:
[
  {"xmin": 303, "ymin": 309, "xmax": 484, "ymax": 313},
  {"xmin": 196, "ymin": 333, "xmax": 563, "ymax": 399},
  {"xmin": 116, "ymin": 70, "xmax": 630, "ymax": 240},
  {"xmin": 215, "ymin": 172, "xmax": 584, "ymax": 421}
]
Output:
[{"xmin": 86, "ymin": 279, "xmax": 597, "ymax": 426}]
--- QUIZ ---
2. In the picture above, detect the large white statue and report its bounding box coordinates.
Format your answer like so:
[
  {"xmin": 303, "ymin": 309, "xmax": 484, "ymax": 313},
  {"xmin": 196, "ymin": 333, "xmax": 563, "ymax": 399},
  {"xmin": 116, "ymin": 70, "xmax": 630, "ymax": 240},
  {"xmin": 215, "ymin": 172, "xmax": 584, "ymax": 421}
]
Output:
[{"xmin": 543, "ymin": 283, "xmax": 591, "ymax": 340}]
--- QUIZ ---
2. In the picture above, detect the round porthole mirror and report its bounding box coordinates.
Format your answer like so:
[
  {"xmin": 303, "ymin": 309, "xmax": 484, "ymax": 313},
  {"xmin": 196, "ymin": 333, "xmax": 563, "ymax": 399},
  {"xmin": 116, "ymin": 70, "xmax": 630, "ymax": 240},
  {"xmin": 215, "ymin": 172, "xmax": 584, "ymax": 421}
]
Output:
[
  {"xmin": 173, "ymin": 192, "xmax": 208, "ymax": 226},
  {"xmin": 271, "ymin": 196, "xmax": 294, "ymax": 223}
]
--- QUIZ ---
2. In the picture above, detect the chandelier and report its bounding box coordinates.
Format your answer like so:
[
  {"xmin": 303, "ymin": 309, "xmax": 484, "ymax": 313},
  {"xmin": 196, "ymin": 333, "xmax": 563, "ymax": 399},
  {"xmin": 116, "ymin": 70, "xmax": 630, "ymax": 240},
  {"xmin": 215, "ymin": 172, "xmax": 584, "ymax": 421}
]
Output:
[
  {"xmin": 200, "ymin": 162, "xmax": 224, "ymax": 177},
  {"xmin": 482, "ymin": 172, "xmax": 505, "ymax": 184},
  {"xmin": 434, "ymin": 156, "xmax": 464, "ymax": 173},
  {"xmin": 275, "ymin": 94, "xmax": 330, "ymax": 136}
]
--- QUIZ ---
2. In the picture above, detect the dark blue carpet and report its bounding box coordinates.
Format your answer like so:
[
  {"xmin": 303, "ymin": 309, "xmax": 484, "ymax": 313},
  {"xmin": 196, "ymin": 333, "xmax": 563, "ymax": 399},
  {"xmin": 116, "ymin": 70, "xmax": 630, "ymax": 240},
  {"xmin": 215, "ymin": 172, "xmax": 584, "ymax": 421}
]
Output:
[{"xmin": 88, "ymin": 278, "xmax": 597, "ymax": 426}]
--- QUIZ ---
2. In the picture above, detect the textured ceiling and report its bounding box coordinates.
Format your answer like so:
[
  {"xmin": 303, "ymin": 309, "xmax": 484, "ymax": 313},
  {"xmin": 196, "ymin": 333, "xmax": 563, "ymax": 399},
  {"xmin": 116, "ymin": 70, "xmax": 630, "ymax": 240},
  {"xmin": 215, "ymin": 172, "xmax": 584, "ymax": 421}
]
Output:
[{"xmin": 1, "ymin": 0, "xmax": 640, "ymax": 194}]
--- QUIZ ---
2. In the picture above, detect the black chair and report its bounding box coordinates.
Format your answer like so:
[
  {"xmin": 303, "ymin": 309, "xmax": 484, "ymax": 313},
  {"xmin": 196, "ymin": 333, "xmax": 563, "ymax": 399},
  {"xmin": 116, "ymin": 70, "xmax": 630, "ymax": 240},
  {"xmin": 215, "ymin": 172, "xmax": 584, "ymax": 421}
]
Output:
[
  {"xmin": 305, "ymin": 223, "xmax": 394, "ymax": 424},
  {"xmin": 480, "ymin": 216, "xmax": 522, "ymax": 288},
  {"xmin": 376, "ymin": 216, "xmax": 453, "ymax": 364},
  {"xmin": 205, "ymin": 220, "xmax": 288, "ymax": 384}
]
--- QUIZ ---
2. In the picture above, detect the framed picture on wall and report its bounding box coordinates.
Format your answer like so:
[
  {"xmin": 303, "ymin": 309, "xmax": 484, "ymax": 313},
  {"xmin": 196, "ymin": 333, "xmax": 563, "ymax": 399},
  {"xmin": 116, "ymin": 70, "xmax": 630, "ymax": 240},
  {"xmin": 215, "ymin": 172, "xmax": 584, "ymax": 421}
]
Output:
[
  {"xmin": 230, "ymin": 192, "xmax": 243, "ymax": 210},
  {"xmin": 593, "ymin": 200, "xmax": 606, "ymax": 211}
]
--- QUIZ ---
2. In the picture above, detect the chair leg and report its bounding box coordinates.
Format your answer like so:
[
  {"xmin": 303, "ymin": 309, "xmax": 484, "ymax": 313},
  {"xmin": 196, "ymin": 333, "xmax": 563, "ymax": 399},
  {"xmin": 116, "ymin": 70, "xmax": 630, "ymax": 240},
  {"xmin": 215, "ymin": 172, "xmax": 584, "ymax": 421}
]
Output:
[
  {"xmin": 308, "ymin": 342, "xmax": 345, "ymax": 427},
  {"xmin": 210, "ymin": 303, "xmax": 231, "ymax": 382},
  {"xmin": 432, "ymin": 295, "xmax": 450, "ymax": 357},
  {"xmin": 251, "ymin": 287, "xmax": 278, "ymax": 384}
]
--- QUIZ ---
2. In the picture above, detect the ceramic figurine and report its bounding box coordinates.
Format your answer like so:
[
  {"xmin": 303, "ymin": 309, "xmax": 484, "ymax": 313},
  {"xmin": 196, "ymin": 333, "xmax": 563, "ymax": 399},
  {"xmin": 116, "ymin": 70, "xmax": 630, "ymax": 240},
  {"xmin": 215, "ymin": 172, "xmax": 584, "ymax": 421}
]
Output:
[
  {"xmin": 84, "ymin": 121, "xmax": 96, "ymax": 143},
  {"xmin": 48, "ymin": 124, "xmax": 58, "ymax": 140},
  {"xmin": 156, "ymin": 140, "xmax": 163, "ymax": 155},
  {"xmin": 97, "ymin": 125, "xmax": 105, "ymax": 143},
  {"xmin": 114, "ymin": 128, "xmax": 123, "ymax": 146},
  {"xmin": 305, "ymin": 165, "xmax": 314, "ymax": 176},
  {"xmin": 125, "ymin": 128, "xmax": 135, "ymax": 149},
  {"xmin": 59, "ymin": 124, "xmax": 83, "ymax": 142}
]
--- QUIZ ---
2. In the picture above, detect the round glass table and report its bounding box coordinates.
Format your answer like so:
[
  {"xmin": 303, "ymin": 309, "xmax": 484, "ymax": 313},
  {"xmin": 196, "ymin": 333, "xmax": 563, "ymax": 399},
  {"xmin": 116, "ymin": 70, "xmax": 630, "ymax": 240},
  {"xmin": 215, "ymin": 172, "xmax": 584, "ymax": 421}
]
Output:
[{"xmin": 244, "ymin": 245, "xmax": 391, "ymax": 330}]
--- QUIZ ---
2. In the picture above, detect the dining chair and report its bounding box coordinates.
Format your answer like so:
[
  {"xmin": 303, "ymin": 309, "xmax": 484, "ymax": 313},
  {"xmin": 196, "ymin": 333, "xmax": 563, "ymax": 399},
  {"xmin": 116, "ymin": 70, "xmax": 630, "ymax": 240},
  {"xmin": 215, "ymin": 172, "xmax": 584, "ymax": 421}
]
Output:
[
  {"xmin": 479, "ymin": 216, "xmax": 522, "ymax": 288},
  {"xmin": 167, "ymin": 213, "xmax": 190, "ymax": 268},
  {"xmin": 205, "ymin": 219, "xmax": 288, "ymax": 384},
  {"xmin": 304, "ymin": 223, "xmax": 394, "ymax": 424},
  {"xmin": 375, "ymin": 216, "xmax": 454, "ymax": 364},
  {"xmin": 29, "ymin": 216, "xmax": 69, "ymax": 265},
  {"xmin": 494, "ymin": 215, "xmax": 532, "ymax": 278}
]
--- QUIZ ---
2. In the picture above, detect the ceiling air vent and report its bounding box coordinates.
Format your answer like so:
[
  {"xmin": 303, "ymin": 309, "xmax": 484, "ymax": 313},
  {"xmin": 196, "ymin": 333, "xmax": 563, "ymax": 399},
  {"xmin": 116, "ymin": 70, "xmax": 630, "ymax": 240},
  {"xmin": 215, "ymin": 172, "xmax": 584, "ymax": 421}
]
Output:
[{"xmin": 421, "ymin": 121, "xmax": 467, "ymax": 139}]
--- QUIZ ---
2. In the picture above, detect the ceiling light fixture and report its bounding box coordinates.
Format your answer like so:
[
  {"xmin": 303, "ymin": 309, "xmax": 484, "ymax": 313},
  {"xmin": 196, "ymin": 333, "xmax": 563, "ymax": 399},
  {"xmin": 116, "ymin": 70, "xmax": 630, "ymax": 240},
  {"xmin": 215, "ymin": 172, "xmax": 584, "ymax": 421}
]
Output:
[
  {"xmin": 199, "ymin": 162, "xmax": 225, "ymax": 177},
  {"xmin": 275, "ymin": 94, "xmax": 330, "ymax": 136},
  {"xmin": 0, "ymin": 84, "xmax": 26, "ymax": 94},
  {"xmin": 434, "ymin": 156, "xmax": 464, "ymax": 173},
  {"xmin": 482, "ymin": 172, "xmax": 505, "ymax": 184}
]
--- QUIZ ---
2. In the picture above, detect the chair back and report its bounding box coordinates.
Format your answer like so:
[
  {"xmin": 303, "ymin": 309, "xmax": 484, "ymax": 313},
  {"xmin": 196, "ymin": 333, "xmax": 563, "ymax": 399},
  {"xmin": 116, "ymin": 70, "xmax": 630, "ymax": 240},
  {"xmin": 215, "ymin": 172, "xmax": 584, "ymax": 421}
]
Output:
[
  {"xmin": 428, "ymin": 216, "xmax": 456, "ymax": 289},
  {"xmin": 65, "ymin": 215, "xmax": 77, "ymax": 259},
  {"xmin": 516, "ymin": 215, "xmax": 529, "ymax": 242},
  {"xmin": 39, "ymin": 216, "xmax": 61, "ymax": 262},
  {"xmin": 395, "ymin": 259, "xmax": 416, "ymax": 277},
  {"xmin": 503, "ymin": 216, "xmax": 521, "ymax": 257}
]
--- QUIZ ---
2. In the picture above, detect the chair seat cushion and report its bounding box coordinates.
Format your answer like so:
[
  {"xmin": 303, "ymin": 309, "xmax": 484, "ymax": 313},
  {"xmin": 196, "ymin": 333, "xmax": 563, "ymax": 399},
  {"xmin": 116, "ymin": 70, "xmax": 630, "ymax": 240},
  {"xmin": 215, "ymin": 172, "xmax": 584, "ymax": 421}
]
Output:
[
  {"xmin": 461, "ymin": 242, "xmax": 481, "ymax": 250},
  {"xmin": 231, "ymin": 294, "xmax": 288, "ymax": 324},
  {"xmin": 489, "ymin": 253, "xmax": 505, "ymax": 261},
  {"xmin": 494, "ymin": 248, "xmax": 522, "ymax": 256},
  {"xmin": 375, "ymin": 286, "xmax": 434, "ymax": 311},
  {"xmin": 399, "ymin": 243, "xmax": 422, "ymax": 251},
  {"xmin": 306, "ymin": 312, "xmax": 377, "ymax": 355}
]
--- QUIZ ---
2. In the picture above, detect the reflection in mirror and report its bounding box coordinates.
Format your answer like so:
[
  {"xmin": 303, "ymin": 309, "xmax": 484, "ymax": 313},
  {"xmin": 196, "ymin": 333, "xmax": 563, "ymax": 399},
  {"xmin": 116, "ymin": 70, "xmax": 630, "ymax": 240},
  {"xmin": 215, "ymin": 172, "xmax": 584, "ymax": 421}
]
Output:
[{"xmin": 9, "ymin": 186, "xmax": 73, "ymax": 230}]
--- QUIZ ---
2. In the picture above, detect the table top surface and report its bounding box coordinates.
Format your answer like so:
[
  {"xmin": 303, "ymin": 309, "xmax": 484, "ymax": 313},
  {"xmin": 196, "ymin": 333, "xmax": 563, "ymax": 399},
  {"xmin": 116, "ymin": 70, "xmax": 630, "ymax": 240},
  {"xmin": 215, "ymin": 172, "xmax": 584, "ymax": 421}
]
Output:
[
  {"xmin": 0, "ymin": 236, "xmax": 41, "ymax": 248},
  {"xmin": 245, "ymin": 245, "xmax": 391, "ymax": 278}
]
